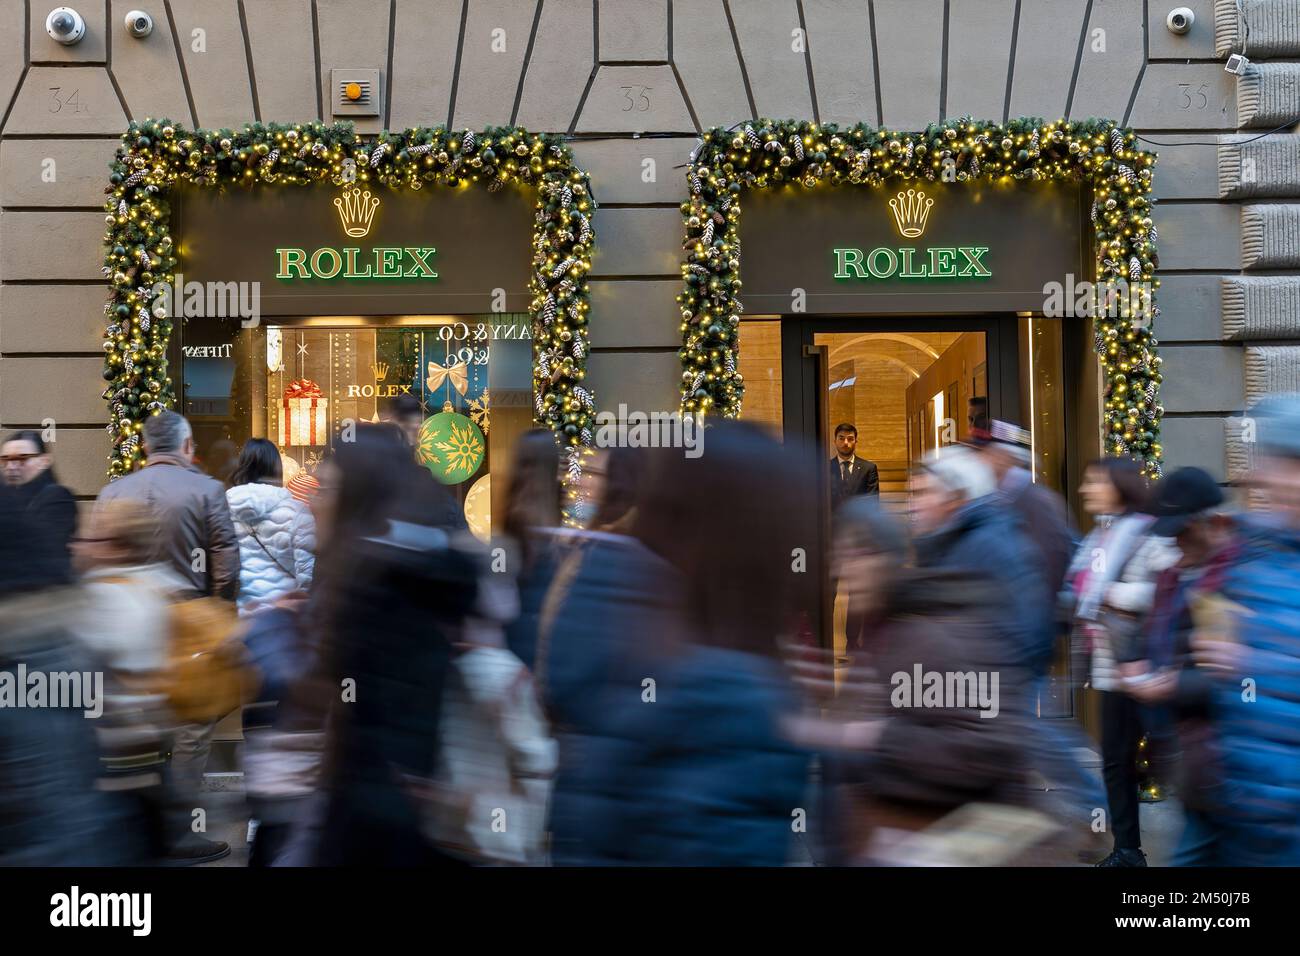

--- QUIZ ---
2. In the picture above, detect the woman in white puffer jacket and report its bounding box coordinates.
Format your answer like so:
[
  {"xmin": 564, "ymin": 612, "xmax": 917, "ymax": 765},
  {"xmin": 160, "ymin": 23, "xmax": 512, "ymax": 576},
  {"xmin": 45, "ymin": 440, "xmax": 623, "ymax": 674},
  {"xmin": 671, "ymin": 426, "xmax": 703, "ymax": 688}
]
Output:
[{"xmin": 225, "ymin": 438, "xmax": 316, "ymax": 615}]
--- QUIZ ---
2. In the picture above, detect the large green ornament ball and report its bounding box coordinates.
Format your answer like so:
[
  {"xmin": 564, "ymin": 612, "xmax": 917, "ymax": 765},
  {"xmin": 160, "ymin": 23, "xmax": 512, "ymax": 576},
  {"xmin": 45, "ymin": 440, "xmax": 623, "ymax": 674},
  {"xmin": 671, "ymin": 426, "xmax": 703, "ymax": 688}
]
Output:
[{"xmin": 416, "ymin": 411, "xmax": 485, "ymax": 485}]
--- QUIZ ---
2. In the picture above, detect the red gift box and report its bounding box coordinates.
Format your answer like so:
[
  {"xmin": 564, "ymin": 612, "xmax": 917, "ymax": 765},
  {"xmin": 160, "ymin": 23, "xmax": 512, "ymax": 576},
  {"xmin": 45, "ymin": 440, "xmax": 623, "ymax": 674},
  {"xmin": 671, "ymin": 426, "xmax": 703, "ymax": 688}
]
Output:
[{"xmin": 279, "ymin": 380, "xmax": 327, "ymax": 446}]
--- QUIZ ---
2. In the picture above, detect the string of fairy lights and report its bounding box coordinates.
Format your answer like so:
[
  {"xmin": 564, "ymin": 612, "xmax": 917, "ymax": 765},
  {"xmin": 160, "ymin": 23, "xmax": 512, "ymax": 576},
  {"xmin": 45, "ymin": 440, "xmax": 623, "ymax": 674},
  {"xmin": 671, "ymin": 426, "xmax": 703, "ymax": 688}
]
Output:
[
  {"xmin": 101, "ymin": 119, "xmax": 596, "ymax": 480},
  {"xmin": 678, "ymin": 117, "xmax": 1165, "ymax": 474}
]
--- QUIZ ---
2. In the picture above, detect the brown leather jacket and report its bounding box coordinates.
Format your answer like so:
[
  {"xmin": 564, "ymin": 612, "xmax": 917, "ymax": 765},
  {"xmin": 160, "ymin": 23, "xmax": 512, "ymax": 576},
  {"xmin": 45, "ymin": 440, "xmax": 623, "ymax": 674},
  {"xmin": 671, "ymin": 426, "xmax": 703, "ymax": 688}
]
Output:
[{"xmin": 95, "ymin": 453, "xmax": 240, "ymax": 600}]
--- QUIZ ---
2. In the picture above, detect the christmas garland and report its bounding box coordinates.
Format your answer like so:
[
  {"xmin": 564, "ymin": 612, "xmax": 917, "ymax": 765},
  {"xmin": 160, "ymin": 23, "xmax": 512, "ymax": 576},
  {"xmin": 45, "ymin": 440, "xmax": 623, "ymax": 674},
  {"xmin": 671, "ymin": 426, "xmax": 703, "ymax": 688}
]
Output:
[
  {"xmin": 102, "ymin": 119, "xmax": 595, "ymax": 479},
  {"xmin": 678, "ymin": 117, "xmax": 1163, "ymax": 471}
]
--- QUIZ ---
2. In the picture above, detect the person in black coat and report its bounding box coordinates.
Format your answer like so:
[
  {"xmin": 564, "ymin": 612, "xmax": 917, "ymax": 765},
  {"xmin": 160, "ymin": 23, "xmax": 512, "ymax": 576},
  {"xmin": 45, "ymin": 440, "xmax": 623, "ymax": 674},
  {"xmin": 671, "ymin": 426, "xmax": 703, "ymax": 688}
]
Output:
[
  {"xmin": 3, "ymin": 430, "xmax": 77, "ymax": 583},
  {"xmin": 829, "ymin": 423, "xmax": 879, "ymax": 651},
  {"xmin": 829, "ymin": 423, "xmax": 879, "ymax": 508},
  {"xmin": 308, "ymin": 424, "xmax": 479, "ymax": 867},
  {"xmin": 0, "ymin": 484, "xmax": 142, "ymax": 865}
]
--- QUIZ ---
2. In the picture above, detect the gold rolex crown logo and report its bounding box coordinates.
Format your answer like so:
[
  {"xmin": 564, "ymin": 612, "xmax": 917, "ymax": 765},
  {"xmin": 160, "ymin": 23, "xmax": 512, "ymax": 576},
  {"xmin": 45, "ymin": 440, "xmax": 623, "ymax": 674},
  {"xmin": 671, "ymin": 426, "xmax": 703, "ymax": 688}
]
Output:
[
  {"xmin": 334, "ymin": 186, "xmax": 380, "ymax": 238},
  {"xmin": 889, "ymin": 188, "xmax": 935, "ymax": 239},
  {"xmin": 371, "ymin": 361, "xmax": 390, "ymax": 381}
]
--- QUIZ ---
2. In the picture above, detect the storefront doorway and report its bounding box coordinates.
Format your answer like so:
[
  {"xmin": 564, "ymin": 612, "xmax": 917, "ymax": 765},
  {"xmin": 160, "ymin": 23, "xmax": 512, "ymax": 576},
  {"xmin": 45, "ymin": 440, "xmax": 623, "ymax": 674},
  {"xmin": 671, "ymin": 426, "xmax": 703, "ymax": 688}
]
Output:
[{"xmin": 738, "ymin": 312, "xmax": 1079, "ymax": 718}]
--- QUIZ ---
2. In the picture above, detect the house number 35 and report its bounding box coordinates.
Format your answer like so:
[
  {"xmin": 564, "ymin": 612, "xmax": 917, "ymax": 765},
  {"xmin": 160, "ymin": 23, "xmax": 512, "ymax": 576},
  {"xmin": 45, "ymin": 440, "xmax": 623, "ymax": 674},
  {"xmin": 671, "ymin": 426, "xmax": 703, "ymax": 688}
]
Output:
[{"xmin": 620, "ymin": 86, "xmax": 652, "ymax": 112}]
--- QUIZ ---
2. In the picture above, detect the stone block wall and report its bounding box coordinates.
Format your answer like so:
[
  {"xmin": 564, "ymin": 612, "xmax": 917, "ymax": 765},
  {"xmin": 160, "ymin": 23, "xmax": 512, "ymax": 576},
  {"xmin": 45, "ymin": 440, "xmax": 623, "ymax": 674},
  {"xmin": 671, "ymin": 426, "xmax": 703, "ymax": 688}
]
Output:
[{"xmin": 2, "ymin": 0, "xmax": 1299, "ymax": 497}]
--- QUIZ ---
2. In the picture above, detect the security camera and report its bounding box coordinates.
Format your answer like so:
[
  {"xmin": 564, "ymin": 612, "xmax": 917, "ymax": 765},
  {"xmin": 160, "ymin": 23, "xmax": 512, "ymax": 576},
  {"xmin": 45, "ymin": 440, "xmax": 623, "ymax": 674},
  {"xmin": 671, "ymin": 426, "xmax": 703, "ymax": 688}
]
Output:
[
  {"xmin": 45, "ymin": 7, "xmax": 86, "ymax": 44},
  {"xmin": 1225, "ymin": 53, "xmax": 1252, "ymax": 75},
  {"xmin": 1166, "ymin": 7, "xmax": 1194, "ymax": 35},
  {"xmin": 124, "ymin": 10, "xmax": 154, "ymax": 38}
]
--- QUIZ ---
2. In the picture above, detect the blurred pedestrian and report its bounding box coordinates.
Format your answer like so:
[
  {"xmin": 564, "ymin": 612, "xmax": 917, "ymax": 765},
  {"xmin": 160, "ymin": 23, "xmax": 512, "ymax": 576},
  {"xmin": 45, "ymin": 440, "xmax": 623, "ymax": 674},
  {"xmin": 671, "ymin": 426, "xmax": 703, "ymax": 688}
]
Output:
[
  {"xmin": 0, "ymin": 486, "xmax": 137, "ymax": 865},
  {"xmin": 1064, "ymin": 457, "xmax": 1176, "ymax": 867},
  {"xmin": 790, "ymin": 498, "xmax": 1041, "ymax": 864},
  {"xmin": 94, "ymin": 409, "xmax": 242, "ymax": 862},
  {"xmin": 974, "ymin": 421, "xmax": 1077, "ymax": 634},
  {"xmin": 1167, "ymin": 395, "xmax": 1300, "ymax": 865},
  {"xmin": 309, "ymin": 424, "xmax": 480, "ymax": 866},
  {"xmin": 71, "ymin": 498, "xmax": 202, "ymax": 863},
  {"xmin": 973, "ymin": 422, "xmax": 1099, "ymax": 813},
  {"xmin": 1115, "ymin": 467, "xmax": 1237, "ymax": 865},
  {"xmin": 2, "ymin": 429, "xmax": 77, "ymax": 583},
  {"xmin": 501, "ymin": 429, "xmax": 564, "ymax": 670},
  {"xmin": 539, "ymin": 423, "xmax": 812, "ymax": 865},
  {"xmin": 226, "ymin": 437, "xmax": 316, "ymax": 616},
  {"xmin": 910, "ymin": 445, "xmax": 1051, "ymax": 673}
]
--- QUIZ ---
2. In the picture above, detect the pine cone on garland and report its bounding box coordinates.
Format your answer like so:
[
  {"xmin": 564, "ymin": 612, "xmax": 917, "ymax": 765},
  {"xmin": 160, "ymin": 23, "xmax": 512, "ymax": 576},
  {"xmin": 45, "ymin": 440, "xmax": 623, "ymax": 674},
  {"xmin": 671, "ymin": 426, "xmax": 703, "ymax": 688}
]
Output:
[
  {"xmin": 262, "ymin": 148, "xmax": 279, "ymax": 169},
  {"xmin": 792, "ymin": 136, "xmax": 804, "ymax": 161},
  {"xmin": 744, "ymin": 125, "xmax": 760, "ymax": 149},
  {"xmin": 462, "ymin": 130, "xmax": 476, "ymax": 153},
  {"xmin": 1111, "ymin": 128, "xmax": 1125, "ymax": 154}
]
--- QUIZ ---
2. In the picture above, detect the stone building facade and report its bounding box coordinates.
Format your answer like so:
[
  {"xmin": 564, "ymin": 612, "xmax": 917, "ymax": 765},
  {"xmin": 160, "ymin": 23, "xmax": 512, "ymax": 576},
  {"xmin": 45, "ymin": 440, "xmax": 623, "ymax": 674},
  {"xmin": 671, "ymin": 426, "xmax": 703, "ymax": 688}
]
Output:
[{"xmin": 1, "ymin": 0, "xmax": 1299, "ymax": 501}]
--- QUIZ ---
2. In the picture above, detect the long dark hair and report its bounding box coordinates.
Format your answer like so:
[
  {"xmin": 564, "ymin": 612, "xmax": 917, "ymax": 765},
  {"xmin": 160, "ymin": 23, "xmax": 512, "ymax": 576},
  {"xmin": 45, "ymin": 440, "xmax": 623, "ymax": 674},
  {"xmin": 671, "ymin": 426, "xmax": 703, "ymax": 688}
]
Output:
[
  {"xmin": 634, "ymin": 420, "xmax": 814, "ymax": 658},
  {"xmin": 1087, "ymin": 456, "xmax": 1149, "ymax": 514},
  {"xmin": 503, "ymin": 429, "xmax": 561, "ymax": 568},
  {"xmin": 591, "ymin": 446, "xmax": 642, "ymax": 531},
  {"xmin": 230, "ymin": 437, "xmax": 283, "ymax": 487}
]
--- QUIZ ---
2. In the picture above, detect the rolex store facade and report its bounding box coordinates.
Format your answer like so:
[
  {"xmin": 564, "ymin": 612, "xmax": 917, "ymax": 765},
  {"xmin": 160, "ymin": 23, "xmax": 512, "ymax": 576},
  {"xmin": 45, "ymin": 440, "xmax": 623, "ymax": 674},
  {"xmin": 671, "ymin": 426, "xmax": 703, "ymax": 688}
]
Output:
[{"xmin": 2, "ymin": 0, "xmax": 1299, "ymax": 523}]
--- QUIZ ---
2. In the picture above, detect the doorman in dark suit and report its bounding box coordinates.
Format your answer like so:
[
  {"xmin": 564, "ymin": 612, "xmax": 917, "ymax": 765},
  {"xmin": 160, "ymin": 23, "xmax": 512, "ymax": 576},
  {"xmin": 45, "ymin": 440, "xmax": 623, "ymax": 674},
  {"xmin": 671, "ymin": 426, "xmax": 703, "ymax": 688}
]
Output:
[
  {"xmin": 829, "ymin": 423, "xmax": 879, "ymax": 506},
  {"xmin": 829, "ymin": 423, "xmax": 878, "ymax": 654}
]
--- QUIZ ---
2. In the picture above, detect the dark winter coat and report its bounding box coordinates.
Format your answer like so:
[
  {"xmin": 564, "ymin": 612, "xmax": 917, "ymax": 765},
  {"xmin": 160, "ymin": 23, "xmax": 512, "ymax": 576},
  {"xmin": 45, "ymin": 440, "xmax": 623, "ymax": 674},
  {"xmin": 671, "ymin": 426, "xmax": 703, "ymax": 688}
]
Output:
[
  {"xmin": 588, "ymin": 646, "xmax": 810, "ymax": 866},
  {"xmin": 536, "ymin": 532, "xmax": 684, "ymax": 864},
  {"xmin": 913, "ymin": 496, "xmax": 1053, "ymax": 675},
  {"xmin": 866, "ymin": 570, "xmax": 1035, "ymax": 809},
  {"xmin": 1208, "ymin": 515, "xmax": 1300, "ymax": 864},
  {"xmin": 313, "ymin": 522, "xmax": 480, "ymax": 867},
  {"xmin": 1000, "ymin": 471, "xmax": 1077, "ymax": 621},
  {"xmin": 13, "ymin": 468, "xmax": 77, "ymax": 585}
]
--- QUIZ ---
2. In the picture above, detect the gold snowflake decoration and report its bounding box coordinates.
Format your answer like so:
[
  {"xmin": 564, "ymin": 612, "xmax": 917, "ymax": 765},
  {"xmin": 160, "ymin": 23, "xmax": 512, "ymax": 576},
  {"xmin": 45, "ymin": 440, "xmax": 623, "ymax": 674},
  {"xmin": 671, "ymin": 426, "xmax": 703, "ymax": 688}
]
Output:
[
  {"xmin": 435, "ymin": 420, "xmax": 484, "ymax": 475},
  {"xmin": 468, "ymin": 389, "xmax": 490, "ymax": 434}
]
